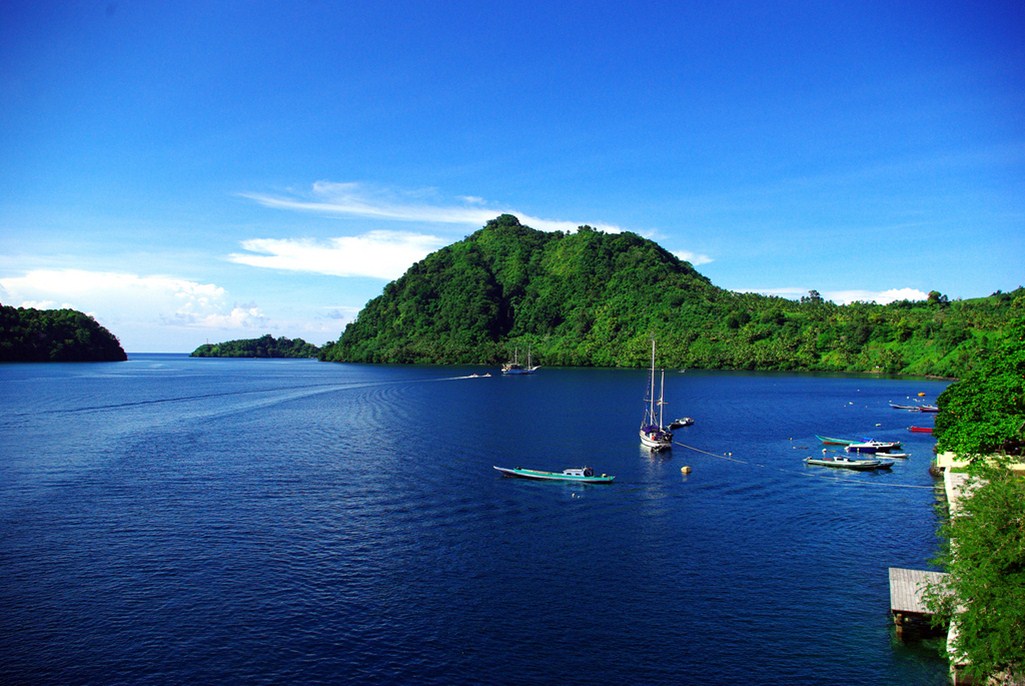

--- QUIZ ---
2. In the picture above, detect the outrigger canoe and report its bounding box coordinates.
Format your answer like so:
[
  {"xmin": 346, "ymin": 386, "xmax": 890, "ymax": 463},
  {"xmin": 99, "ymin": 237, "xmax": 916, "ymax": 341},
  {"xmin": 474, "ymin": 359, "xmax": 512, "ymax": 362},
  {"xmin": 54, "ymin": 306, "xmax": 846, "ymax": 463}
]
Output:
[{"xmin": 493, "ymin": 465, "xmax": 615, "ymax": 483}]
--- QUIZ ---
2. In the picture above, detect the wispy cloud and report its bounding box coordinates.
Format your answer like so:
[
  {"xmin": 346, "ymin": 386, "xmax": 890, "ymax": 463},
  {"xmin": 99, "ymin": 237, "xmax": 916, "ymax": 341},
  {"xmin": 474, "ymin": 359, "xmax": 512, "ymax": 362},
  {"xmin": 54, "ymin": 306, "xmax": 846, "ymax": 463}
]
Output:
[
  {"xmin": 240, "ymin": 180, "xmax": 629, "ymax": 234},
  {"xmin": 749, "ymin": 286, "xmax": 928, "ymax": 305},
  {"xmin": 228, "ymin": 231, "xmax": 447, "ymax": 279}
]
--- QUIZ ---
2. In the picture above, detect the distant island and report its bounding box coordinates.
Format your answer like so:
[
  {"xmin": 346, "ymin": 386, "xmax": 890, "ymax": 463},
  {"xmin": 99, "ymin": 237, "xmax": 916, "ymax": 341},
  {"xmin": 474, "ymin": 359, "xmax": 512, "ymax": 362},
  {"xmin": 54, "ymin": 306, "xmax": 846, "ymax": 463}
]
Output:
[
  {"xmin": 0, "ymin": 303, "xmax": 127, "ymax": 362},
  {"xmin": 191, "ymin": 334, "xmax": 321, "ymax": 358},
  {"xmin": 322, "ymin": 214, "xmax": 1023, "ymax": 378}
]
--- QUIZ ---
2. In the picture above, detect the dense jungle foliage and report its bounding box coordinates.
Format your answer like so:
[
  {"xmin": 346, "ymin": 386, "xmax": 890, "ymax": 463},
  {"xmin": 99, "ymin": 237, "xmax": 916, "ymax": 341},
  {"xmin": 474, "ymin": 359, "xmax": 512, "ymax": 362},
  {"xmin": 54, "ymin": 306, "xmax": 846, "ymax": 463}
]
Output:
[
  {"xmin": 934, "ymin": 314, "xmax": 1025, "ymax": 458},
  {"xmin": 191, "ymin": 334, "xmax": 320, "ymax": 358},
  {"xmin": 925, "ymin": 464, "xmax": 1025, "ymax": 684},
  {"xmin": 0, "ymin": 303, "xmax": 127, "ymax": 362},
  {"xmin": 926, "ymin": 311, "xmax": 1025, "ymax": 684},
  {"xmin": 322, "ymin": 215, "xmax": 1022, "ymax": 378}
]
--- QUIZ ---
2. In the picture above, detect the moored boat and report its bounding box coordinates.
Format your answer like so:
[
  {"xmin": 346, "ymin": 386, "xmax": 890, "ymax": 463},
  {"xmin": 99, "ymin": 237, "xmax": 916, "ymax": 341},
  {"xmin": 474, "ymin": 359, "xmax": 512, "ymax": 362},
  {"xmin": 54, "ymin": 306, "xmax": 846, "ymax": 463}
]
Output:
[
  {"xmin": 669, "ymin": 417, "xmax": 694, "ymax": 429},
  {"xmin": 640, "ymin": 340, "xmax": 672, "ymax": 451},
  {"xmin": 804, "ymin": 455, "xmax": 893, "ymax": 471},
  {"xmin": 502, "ymin": 347, "xmax": 539, "ymax": 375},
  {"xmin": 845, "ymin": 440, "xmax": 902, "ymax": 454},
  {"xmin": 493, "ymin": 465, "xmax": 615, "ymax": 483},
  {"xmin": 908, "ymin": 426, "xmax": 934, "ymax": 434},
  {"xmin": 816, "ymin": 435, "xmax": 858, "ymax": 445}
]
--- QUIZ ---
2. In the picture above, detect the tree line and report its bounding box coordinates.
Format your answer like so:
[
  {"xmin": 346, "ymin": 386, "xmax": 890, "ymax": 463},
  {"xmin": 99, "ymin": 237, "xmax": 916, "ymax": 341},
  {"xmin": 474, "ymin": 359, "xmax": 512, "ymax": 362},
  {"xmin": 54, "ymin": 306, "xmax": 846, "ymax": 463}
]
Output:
[{"xmin": 191, "ymin": 334, "xmax": 321, "ymax": 358}]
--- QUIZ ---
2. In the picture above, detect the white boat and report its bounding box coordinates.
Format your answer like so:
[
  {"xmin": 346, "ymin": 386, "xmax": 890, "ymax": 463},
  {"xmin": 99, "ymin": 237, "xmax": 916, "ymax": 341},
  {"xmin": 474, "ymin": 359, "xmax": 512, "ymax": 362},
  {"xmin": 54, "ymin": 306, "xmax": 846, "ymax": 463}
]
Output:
[
  {"xmin": 502, "ymin": 347, "xmax": 540, "ymax": 375},
  {"xmin": 804, "ymin": 455, "xmax": 894, "ymax": 471},
  {"xmin": 640, "ymin": 340, "xmax": 673, "ymax": 451},
  {"xmin": 845, "ymin": 440, "xmax": 902, "ymax": 454}
]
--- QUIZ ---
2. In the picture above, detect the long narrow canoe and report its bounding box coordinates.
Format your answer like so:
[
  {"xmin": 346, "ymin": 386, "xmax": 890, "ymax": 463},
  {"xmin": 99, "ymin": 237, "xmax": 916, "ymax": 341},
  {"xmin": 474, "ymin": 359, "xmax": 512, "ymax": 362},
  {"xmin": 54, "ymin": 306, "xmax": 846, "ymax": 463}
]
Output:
[
  {"xmin": 816, "ymin": 435, "xmax": 858, "ymax": 445},
  {"xmin": 804, "ymin": 456, "xmax": 893, "ymax": 471},
  {"xmin": 493, "ymin": 465, "xmax": 615, "ymax": 483},
  {"xmin": 908, "ymin": 426, "xmax": 934, "ymax": 434}
]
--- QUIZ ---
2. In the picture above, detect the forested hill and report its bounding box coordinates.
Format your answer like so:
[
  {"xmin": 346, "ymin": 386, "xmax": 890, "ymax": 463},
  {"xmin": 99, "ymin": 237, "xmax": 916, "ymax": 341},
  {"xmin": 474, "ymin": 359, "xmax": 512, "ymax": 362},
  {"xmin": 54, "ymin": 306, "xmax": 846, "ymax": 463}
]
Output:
[
  {"xmin": 191, "ymin": 334, "xmax": 320, "ymax": 358},
  {"xmin": 321, "ymin": 214, "xmax": 1022, "ymax": 377},
  {"xmin": 0, "ymin": 303, "xmax": 128, "ymax": 362}
]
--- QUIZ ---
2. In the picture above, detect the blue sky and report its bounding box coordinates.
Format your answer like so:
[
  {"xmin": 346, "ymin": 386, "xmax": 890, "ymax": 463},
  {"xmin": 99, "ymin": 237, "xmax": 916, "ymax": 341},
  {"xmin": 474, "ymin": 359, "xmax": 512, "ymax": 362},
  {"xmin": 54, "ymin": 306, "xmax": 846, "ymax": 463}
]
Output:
[{"xmin": 2, "ymin": 1, "xmax": 1022, "ymax": 352}]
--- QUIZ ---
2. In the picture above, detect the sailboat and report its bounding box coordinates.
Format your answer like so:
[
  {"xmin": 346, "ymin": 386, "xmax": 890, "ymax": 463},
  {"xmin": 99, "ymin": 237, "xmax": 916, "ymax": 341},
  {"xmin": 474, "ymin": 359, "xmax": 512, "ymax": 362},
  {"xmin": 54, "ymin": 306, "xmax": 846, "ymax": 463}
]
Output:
[
  {"xmin": 501, "ymin": 346, "xmax": 540, "ymax": 375},
  {"xmin": 639, "ymin": 340, "xmax": 673, "ymax": 451}
]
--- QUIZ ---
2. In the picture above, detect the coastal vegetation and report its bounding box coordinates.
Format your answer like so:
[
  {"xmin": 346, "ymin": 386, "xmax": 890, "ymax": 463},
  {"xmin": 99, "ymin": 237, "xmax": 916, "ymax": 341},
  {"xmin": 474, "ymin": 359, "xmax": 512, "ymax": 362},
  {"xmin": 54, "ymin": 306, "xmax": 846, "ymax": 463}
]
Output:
[
  {"xmin": 191, "ymin": 334, "xmax": 321, "ymax": 358},
  {"xmin": 0, "ymin": 302, "xmax": 127, "ymax": 362},
  {"xmin": 927, "ymin": 313, "xmax": 1025, "ymax": 683},
  {"xmin": 322, "ymin": 215, "xmax": 1021, "ymax": 379}
]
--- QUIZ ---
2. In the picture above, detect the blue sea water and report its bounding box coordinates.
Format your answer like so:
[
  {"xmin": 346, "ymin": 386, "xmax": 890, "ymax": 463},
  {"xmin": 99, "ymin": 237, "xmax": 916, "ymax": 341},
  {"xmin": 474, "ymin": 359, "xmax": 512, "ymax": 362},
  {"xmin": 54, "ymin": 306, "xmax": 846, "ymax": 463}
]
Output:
[{"xmin": 0, "ymin": 355, "xmax": 950, "ymax": 685}]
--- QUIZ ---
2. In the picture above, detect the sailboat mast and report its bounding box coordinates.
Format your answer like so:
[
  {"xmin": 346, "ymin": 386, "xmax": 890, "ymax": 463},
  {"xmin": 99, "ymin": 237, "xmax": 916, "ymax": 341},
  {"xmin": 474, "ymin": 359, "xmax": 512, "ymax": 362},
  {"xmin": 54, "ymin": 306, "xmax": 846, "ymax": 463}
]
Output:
[
  {"xmin": 649, "ymin": 340, "xmax": 657, "ymax": 421},
  {"xmin": 659, "ymin": 368, "xmax": 666, "ymax": 427}
]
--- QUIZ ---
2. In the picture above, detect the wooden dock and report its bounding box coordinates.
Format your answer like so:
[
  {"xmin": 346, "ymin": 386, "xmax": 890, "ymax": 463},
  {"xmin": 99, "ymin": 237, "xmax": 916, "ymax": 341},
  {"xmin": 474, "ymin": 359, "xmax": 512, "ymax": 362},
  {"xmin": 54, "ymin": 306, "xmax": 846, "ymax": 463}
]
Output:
[{"xmin": 889, "ymin": 567, "xmax": 948, "ymax": 638}]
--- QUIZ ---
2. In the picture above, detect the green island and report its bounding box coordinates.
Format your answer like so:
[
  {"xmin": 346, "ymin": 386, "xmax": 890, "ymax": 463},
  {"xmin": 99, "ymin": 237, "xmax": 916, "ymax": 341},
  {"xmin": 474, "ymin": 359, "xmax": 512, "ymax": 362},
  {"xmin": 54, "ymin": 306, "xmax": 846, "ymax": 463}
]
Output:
[
  {"xmin": 322, "ymin": 214, "xmax": 1021, "ymax": 380},
  {"xmin": 0, "ymin": 302, "xmax": 127, "ymax": 362},
  {"xmin": 190, "ymin": 334, "xmax": 321, "ymax": 358}
]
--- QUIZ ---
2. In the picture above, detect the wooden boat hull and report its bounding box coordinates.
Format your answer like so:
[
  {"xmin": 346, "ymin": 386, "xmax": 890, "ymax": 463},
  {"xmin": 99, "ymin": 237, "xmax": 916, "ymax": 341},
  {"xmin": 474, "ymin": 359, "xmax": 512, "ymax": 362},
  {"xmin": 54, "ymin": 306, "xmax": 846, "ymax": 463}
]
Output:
[
  {"xmin": 493, "ymin": 466, "xmax": 615, "ymax": 483},
  {"xmin": 816, "ymin": 435, "xmax": 857, "ymax": 445}
]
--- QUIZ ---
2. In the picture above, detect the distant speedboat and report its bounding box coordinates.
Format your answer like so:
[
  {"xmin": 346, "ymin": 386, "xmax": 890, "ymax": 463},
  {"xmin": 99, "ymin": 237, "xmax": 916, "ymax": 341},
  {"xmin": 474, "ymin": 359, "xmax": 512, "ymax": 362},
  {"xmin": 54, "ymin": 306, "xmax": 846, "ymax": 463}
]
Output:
[
  {"xmin": 493, "ymin": 465, "xmax": 615, "ymax": 483},
  {"xmin": 669, "ymin": 417, "xmax": 694, "ymax": 429}
]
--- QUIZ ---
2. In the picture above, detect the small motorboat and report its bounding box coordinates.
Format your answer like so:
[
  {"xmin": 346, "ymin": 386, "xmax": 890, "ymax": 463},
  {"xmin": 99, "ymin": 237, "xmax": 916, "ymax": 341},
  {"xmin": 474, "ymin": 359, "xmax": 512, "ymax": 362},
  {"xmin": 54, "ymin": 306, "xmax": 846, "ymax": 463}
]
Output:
[
  {"xmin": 493, "ymin": 465, "xmax": 615, "ymax": 483},
  {"xmin": 669, "ymin": 417, "xmax": 694, "ymax": 429},
  {"xmin": 908, "ymin": 426, "xmax": 934, "ymax": 434},
  {"xmin": 845, "ymin": 440, "xmax": 902, "ymax": 454},
  {"xmin": 804, "ymin": 455, "xmax": 893, "ymax": 471}
]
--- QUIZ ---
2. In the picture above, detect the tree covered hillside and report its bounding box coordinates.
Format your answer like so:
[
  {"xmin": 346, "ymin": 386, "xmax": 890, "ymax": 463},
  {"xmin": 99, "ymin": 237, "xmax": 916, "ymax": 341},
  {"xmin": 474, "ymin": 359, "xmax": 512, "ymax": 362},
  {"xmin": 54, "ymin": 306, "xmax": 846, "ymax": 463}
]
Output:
[
  {"xmin": 0, "ymin": 303, "xmax": 128, "ymax": 362},
  {"xmin": 322, "ymin": 215, "xmax": 1021, "ymax": 377},
  {"xmin": 191, "ymin": 334, "xmax": 320, "ymax": 358}
]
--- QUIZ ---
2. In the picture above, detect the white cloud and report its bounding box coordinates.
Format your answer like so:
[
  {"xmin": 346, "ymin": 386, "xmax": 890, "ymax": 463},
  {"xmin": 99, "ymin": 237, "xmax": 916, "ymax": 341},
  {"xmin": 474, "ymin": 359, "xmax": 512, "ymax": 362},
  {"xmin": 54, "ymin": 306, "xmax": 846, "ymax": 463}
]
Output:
[
  {"xmin": 744, "ymin": 286, "xmax": 928, "ymax": 305},
  {"xmin": 241, "ymin": 180, "xmax": 628, "ymax": 234},
  {"xmin": 0, "ymin": 269, "xmax": 270, "ymax": 343},
  {"xmin": 672, "ymin": 250, "xmax": 714, "ymax": 266},
  {"xmin": 825, "ymin": 287, "xmax": 929, "ymax": 305},
  {"xmin": 228, "ymin": 231, "xmax": 447, "ymax": 279}
]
